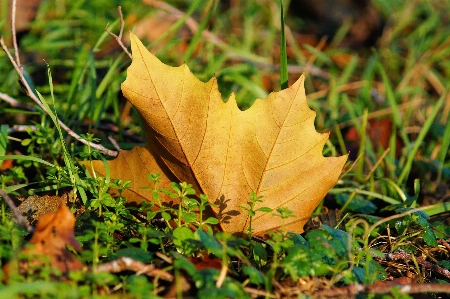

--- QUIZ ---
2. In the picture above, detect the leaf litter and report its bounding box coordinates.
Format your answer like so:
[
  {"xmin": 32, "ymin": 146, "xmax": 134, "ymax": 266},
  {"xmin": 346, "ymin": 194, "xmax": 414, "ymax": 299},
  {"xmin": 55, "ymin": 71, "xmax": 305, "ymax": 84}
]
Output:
[{"xmin": 3, "ymin": 203, "xmax": 83, "ymax": 280}]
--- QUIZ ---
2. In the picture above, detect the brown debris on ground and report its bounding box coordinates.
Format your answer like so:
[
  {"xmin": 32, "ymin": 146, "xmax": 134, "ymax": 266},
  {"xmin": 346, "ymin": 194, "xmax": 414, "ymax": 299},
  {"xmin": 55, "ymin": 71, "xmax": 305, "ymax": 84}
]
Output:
[
  {"xmin": 3, "ymin": 203, "xmax": 83, "ymax": 280},
  {"xmin": 17, "ymin": 193, "xmax": 72, "ymax": 226}
]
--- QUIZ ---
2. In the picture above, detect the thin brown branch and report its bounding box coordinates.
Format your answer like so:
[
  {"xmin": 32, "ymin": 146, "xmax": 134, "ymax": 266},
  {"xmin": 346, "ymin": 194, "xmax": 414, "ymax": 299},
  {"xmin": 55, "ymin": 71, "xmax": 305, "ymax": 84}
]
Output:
[
  {"xmin": 0, "ymin": 92, "xmax": 36, "ymax": 111},
  {"xmin": 8, "ymin": 125, "xmax": 37, "ymax": 133},
  {"xmin": 108, "ymin": 136, "xmax": 121, "ymax": 151},
  {"xmin": 0, "ymin": 37, "xmax": 118, "ymax": 157},
  {"xmin": 439, "ymin": 239, "xmax": 450, "ymax": 252},
  {"xmin": 0, "ymin": 189, "xmax": 33, "ymax": 233},
  {"xmin": 95, "ymin": 256, "xmax": 173, "ymax": 281},
  {"xmin": 105, "ymin": 6, "xmax": 132, "ymax": 59},
  {"xmin": 155, "ymin": 251, "xmax": 173, "ymax": 264},
  {"xmin": 385, "ymin": 249, "xmax": 450, "ymax": 280},
  {"xmin": 11, "ymin": 0, "xmax": 21, "ymax": 69}
]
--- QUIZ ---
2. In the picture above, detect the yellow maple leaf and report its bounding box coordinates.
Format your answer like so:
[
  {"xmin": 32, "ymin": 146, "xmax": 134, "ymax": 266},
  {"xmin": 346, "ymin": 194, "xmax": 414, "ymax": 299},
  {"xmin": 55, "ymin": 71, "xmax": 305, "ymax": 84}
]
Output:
[{"xmin": 87, "ymin": 33, "xmax": 347, "ymax": 235}]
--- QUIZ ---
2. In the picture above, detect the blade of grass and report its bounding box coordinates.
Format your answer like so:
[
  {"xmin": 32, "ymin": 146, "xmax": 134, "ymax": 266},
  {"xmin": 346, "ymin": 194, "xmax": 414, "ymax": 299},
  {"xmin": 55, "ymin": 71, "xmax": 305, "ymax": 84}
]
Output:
[
  {"xmin": 437, "ymin": 114, "xmax": 450, "ymax": 182},
  {"xmin": 4, "ymin": 183, "xmax": 40, "ymax": 194},
  {"xmin": 0, "ymin": 125, "xmax": 8, "ymax": 168},
  {"xmin": 338, "ymin": 55, "xmax": 358, "ymax": 86},
  {"xmin": 182, "ymin": 0, "xmax": 215, "ymax": 62},
  {"xmin": 149, "ymin": 0, "xmax": 202, "ymax": 49},
  {"xmin": 224, "ymin": 72, "xmax": 268, "ymax": 100},
  {"xmin": 355, "ymin": 109, "xmax": 368, "ymax": 176},
  {"xmin": 378, "ymin": 63, "xmax": 410, "ymax": 146},
  {"xmin": 327, "ymin": 77, "xmax": 338, "ymax": 120},
  {"xmin": 329, "ymin": 188, "xmax": 401, "ymax": 205},
  {"xmin": 302, "ymin": 44, "xmax": 333, "ymax": 65},
  {"xmin": 66, "ymin": 46, "xmax": 90, "ymax": 112},
  {"xmin": 0, "ymin": 155, "xmax": 55, "ymax": 168},
  {"xmin": 96, "ymin": 52, "xmax": 125, "ymax": 99},
  {"xmin": 330, "ymin": 18, "xmax": 352, "ymax": 47},
  {"xmin": 93, "ymin": 18, "xmax": 120, "ymax": 52},
  {"xmin": 279, "ymin": 0, "xmax": 288, "ymax": 89},
  {"xmin": 333, "ymin": 123, "xmax": 347, "ymax": 156},
  {"xmin": 398, "ymin": 91, "xmax": 446, "ymax": 185},
  {"xmin": 422, "ymin": 201, "xmax": 450, "ymax": 217},
  {"xmin": 37, "ymin": 66, "xmax": 88, "ymax": 204}
]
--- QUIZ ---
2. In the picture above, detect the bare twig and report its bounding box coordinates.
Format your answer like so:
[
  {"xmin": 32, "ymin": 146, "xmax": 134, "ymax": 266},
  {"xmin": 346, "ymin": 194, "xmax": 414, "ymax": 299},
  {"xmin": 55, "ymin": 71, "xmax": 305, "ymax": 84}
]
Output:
[
  {"xmin": 11, "ymin": 0, "xmax": 21, "ymax": 69},
  {"xmin": 215, "ymin": 262, "xmax": 227, "ymax": 288},
  {"xmin": 155, "ymin": 251, "xmax": 173, "ymax": 264},
  {"xmin": 0, "ymin": 189, "xmax": 33, "ymax": 233},
  {"xmin": 439, "ymin": 239, "xmax": 450, "ymax": 252},
  {"xmin": 384, "ymin": 249, "xmax": 450, "ymax": 280},
  {"xmin": 0, "ymin": 92, "xmax": 36, "ymax": 111},
  {"xmin": 0, "ymin": 37, "xmax": 118, "ymax": 157},
  {"xmin": 108, "ymin": 136, "xmax": 121, "ymax": 151},
  {"xmin": 105, "ymin": 6, "xmax": 132, "ymax": 59},
  {"xmin": 8, "ymin": 125, "xmax": 37, "ymax": 133},
  {"xmin": 95, "ymin": 256, "xmax": 173, "ymax": 281}
]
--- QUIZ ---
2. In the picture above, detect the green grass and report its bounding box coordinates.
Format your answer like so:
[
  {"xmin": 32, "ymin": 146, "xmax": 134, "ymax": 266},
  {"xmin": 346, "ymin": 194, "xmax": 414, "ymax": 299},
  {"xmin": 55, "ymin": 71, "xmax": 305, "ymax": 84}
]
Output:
[{"xmin": 1, "ymin": 0, "xmax": 450, "ymax": 298}]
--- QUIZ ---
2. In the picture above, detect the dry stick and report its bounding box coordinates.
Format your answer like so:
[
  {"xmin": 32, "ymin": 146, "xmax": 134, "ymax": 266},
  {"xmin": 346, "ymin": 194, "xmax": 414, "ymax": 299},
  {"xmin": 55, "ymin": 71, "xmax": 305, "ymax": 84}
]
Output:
[
  {"xmin": 0, "ymin": 92, "xmax": 36, "ymax": 111},
  {"xmin": 108, "ymin": 136, "xmax": 121, "ymax": 151},
  {"xmin": 95, "ymin": 256, "xmax": 173, "ymax": 281},
  {"xmin": 8, "ymin": 125, "xmax": 37, "ymax": 133},
  {"xmin": 385, "ymin": 249, "xmax": 450, "ymax": 280},
  {"xmin": 0, "ymin": 37, "xmax": 118, "ymax": 157},
  {"xmin": 215, "ymin": 262, "xmax": 227, "ymax": 288},
  {"xmin": 439, "ymin": 239, "xmax": 450, "ymax": 252},
  {"xmin": 0, "ymin": 189, "xmax": 33, "ymax": 233},
  {"xmin": 104, "ymin": 6, "xmax": 132, "ymax": 60},
  {"xmin": 11, "ymin": 0, "xmax": 21, "ymax": 69},
  {"xmin": 155, "ymin": 251, "xmax": 173, "ymax": 264}
]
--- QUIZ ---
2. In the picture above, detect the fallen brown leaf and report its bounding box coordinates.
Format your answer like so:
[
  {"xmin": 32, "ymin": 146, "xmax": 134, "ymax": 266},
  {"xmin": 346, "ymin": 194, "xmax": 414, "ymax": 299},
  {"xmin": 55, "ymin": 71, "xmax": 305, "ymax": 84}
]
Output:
[{"xmin": 3, "ymin": 203, "xmax": 83, "ymax": 279}]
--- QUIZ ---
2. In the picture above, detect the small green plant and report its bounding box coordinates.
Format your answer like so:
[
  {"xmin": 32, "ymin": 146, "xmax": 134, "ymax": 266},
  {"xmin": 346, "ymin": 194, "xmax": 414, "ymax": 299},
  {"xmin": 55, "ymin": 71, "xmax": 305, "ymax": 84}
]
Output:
[
  {"xmin": 166, "ymin": 181, "xmax": 197, "ymax": 228},
  {"xmin": 273, "ymin": 207, "xmax": 296, "ymax": 239},
  {"xmin": 240, "ymin": 192, "xmax": 272, "ymax": 238}
]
